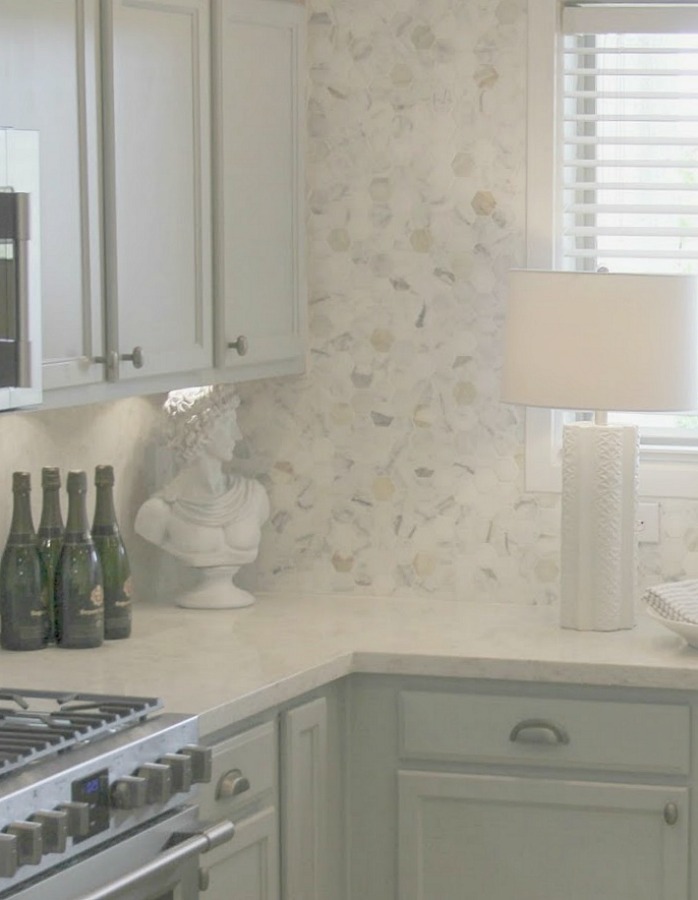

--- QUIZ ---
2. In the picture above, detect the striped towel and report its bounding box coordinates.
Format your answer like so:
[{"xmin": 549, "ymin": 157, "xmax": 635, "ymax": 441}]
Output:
[{"xmin": 644, "ymin": 580, "xmax": 698, "ymax": 624}]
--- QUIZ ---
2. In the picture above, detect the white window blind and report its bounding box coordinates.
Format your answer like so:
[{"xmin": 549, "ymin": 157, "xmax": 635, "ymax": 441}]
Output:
[
  {"xmin": 561, "ymin": 1, "xmax": 698, "ymax": 274},
  {"xmin": 523, "ymin": 0, "xmax": 698, "ymax": 496}
]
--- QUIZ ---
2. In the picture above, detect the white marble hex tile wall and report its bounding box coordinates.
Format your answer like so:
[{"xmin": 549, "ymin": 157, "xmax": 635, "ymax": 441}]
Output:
[{"xmin": 232, "ymin": 0, "xmax": 560, "ymax": 604}]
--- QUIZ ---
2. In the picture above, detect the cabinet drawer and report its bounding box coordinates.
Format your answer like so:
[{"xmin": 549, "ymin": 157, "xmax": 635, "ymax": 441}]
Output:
[
  {"xmin": 399, "ymin": 690, "xmax": 690, "ymax": 775},
  {"xmin": 200, "ymin": 720, "xmax": 277, "ymax": 820}
]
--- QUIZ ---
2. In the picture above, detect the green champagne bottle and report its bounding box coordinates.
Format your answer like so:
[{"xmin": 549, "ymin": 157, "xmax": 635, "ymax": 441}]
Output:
[
  {"xmin": 37, "ymin": 466, "xmax": 64, "ymax": 643},
  {"xmin": 0, "ymin": 472, "xmax": 49, "ymax": 651},
  {"xmin": 92, "ymin": 465, "xmax": 132, "ymax": 640},
  {"xmin": 55, "ymin": 470, "xmax": 104, "ymax": 649}
]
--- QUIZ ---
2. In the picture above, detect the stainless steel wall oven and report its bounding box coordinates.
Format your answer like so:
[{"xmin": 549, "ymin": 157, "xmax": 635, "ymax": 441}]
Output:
[
  {"xmin": 0, "ymin": 689, "xmax": 234, "ymax": 900},
  {"xmin": 0, "ymin": 129, "xmax": 41, "ymax": 410}
]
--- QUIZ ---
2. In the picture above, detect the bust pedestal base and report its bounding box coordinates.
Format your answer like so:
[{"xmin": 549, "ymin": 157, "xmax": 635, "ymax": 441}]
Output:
[{"xmin": 177, "ymin": 565, "xmax": 255, "ymax": 609}]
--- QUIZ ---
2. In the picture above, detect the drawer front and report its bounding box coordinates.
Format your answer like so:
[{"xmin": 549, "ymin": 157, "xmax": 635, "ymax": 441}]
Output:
[
  {"xmin": 200, "ymin": 720, "xmax": 277, "ymax": 820},
  {"xmin": 399, "ymin": 691, "xmax": 690, "ymax": 775}
]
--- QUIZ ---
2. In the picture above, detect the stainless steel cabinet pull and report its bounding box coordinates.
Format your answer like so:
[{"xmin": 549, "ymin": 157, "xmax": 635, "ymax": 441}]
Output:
[
  {"xmin": 509, "ymin": 719, "xmax": 570, "ymax": 746},
  {"xmin": 120, "ymin": 346, "xmax": 144, "ymax": 368},
  {"xmin": 216, "ymin": 768, "xmax": 250, "ymax": 800},
  {"xmin": 228, "ymin": 335, "xmax": 248, "ymax": 356},
  {"xmin": 93, "ymin": 351, "xmax": 119, "ymax": 373},
  {"xmin": 72, "ymin": 818, "xmax": 235, "ymax": 900},
  {"xmin": 664, "ymin": 802, "xmax": 679, "ymax": 825}
]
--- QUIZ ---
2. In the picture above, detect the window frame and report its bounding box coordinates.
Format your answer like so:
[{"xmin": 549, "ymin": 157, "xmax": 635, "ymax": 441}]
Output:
[{"xmin": 523, "ymin": 0, "xmax": 698, "ymax": 498}]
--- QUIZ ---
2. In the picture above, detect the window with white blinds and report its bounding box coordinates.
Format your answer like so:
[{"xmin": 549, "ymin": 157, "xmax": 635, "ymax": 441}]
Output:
[
  {"xmin": 523, "ymin": 0, "xmax": 698, "ymax": 496},
  {"xmin": 561, "ymin": 2, "xmax": 698, "ymax": 274}
]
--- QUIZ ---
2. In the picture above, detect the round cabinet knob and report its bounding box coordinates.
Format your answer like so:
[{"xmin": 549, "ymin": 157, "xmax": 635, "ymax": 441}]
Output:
[
  {"xmin": 180, "ymin": 745, "xmax": 213, "ymax": 785},
  {"xmin": 111, "ymin": 776, "xmax": 148, "ymax": 811},
  {"xmin": 228, "ymin": 335, "xmax": 249, "ymax": 356},
  {"xmin": 30, "ymin": 810, "xmax": 68, "ymax": 854},
  {"xmin": 664, "ymin": 802, "xmax": 679, "ymax": 825},
  {"xmin": 57, "ymin": 802, "xmax": 90, "ymax": 839},
  {"xmin": 158, "ymin": 753, "xmax": 193, "ymax": 794},
  {"xmin": 5, "ymin": 822, "xmax": 42, "ymax": 866},
  {"xmin": 216, "ymin": 769, "xmax": 251, "ymax": 801},
  {"xmin": 120, "ymin": 346, "xmax": 144, "ymax": 369},
  {"xmin": 92, "ymin": 350, "xmax": 119, "ymax": 373},
  {"xmin": 137, "ymin": 763, "xmax": 172, "ymax": 804}
]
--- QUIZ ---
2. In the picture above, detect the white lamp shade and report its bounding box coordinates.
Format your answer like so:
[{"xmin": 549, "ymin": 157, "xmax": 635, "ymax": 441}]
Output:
[{"xmin": 501, "ymin": 270, "xmax": 698, "ymax": 412}]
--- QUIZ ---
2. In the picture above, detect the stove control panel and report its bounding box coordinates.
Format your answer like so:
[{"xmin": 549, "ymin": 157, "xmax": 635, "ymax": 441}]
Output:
[
  {"xmin": 71, "ymin": 769, "xmax": 110, "ymax": 843},
  {"xmin": 0, "ymin": 715, "xmax": 213, "ymax": 884}
]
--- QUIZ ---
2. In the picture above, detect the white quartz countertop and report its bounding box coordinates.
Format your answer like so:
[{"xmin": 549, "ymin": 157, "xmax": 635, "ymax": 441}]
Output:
[{"xmin": 1, "ymin": 593, "xmax": 698, "ymax": 734}]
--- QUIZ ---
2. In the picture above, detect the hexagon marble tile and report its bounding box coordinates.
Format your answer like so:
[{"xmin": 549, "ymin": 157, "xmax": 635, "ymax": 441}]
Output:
[{"xmin": 0, "ymin": 0, "xmax": 694, "ymax": 610}]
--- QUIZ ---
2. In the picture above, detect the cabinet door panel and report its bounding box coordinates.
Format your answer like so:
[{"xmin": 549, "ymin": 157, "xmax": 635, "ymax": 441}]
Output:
[
  {"xmin": 0, "ymin": 0, "xmax": 104, "ymax": 389},
  {"xmin": 399, "ymin": 771, "xmax": 688, "ymax": 900},
  {"xmin": 212, "ymin": 0, "xmax": 306, "ymax": 375},
  {"xmin": 281, "ymin": 698, "xmax": 328, "ymax": 900},
  {"xmin": 202, "ymin": 806, "xmax": 279, "ymax": 900},
  {"xmin": 102, "ymin": 0, "xmax": 212, "ymax": 380}
]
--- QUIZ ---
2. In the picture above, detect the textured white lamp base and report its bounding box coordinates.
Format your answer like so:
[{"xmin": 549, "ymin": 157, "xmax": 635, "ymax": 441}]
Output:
[
  {"xmin": 177, "ymin": 566, "xmax": 256, "ymax": 609},
  {"xmin": 560, "ymin": 422, "xmax": 638, "ymax": 631}
]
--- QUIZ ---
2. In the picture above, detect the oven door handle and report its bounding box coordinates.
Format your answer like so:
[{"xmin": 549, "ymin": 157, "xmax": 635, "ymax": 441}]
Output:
[{"xmin": 72, "ymin": 818, "xmax": 235, "ymax": 900}]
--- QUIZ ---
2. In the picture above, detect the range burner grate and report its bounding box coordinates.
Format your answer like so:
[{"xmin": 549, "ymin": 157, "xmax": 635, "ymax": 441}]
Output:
[{"xmin": 0, "ymin": 688, "xmax": 163, "ymax": 776}]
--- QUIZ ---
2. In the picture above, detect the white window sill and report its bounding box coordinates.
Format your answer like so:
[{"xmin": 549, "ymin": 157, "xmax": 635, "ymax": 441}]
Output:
[{"xmin": 525, "ymin": 408, "xmax": 698, "ymax": 498}]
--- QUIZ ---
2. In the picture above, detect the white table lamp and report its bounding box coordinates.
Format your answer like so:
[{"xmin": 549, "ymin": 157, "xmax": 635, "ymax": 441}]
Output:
[{"xmin": 501, "ymin": 270, "xmax": 698, "ymax": 631}]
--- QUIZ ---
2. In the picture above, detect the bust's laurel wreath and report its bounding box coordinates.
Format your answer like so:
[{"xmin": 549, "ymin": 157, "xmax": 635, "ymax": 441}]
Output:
[{"xmin": 161, "ymin": 385, "xmax": 241, "ymax": 464}]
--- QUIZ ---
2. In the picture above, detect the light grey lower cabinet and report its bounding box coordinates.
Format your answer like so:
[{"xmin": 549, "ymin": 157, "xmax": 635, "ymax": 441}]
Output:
[
  {"xmin": 346, "ymin": 675, "xmax": 693, "ymax": 900},
  {"xmin": 199, "ymin": 686, "xmax": 341, "ymax": 900},
  {"xmin": 280, "ymin": 697, "xmax": 329, "ymax": 900},
  {"xmin": 398, "ymin": 772, "xmax": 687, "ymax": 900},
  {"xmin": 199, "ymin": 720, "xmax": 280, "ymax": 900},
  {"xmin": 200, "ymin": 675, "xmax": 692, "ymax": 900}
]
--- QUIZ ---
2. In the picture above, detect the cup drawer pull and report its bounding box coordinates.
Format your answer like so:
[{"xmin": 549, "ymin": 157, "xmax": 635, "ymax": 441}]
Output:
[
  {"xmin": 216, "ymin": 769, "xmax": 251, "ymax": 800},
  {"xmin": 509, "ymin": 719, "xmax": 570, "ymax": 746}
]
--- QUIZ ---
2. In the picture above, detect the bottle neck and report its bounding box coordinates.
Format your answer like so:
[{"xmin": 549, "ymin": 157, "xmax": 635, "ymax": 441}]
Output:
[
  {"xmin": 65, "ymin": 487, "xmax": 91, "ymax": 540},
  {"xmin": 92, "ymin": 484, "xmax": 118, "ymax": 535},
  {"xmin": 9, "ymin": 487, "xmax": 36, "ymax": 540},
  {"xmin": 39, "ymin": 486, "xmax": 64, "ymax": 535}
]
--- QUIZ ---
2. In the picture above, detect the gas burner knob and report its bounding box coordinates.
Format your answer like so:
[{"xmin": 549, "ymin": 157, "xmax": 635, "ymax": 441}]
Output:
[
  {"xmin": 57, "ymin": 802, "xmax": 90, "ymax": 839},
  {"xmin": 180, "ymin": 744, "xmax": 213, "ymax": 784},
  {"xmin": 136, "ymin": 763, "xmax": 172, "ymax": 804},
  {"xmin": 158, "ymin": 753, "xmax": 193, "ymax": 794},
  {"xmin": 30, "ymin": 810, "xmax": 68, "ymax": 854},
  {"xmin": 111, "ymin": 775, "xmax": 148, "ymax": 811},
  {"xmin": 0, "ymin": 833, "xmax": 18, "ymax": 878},
  {"xmin": 5, "ymin": 821, "xmax": 42, "ymax": 866}
]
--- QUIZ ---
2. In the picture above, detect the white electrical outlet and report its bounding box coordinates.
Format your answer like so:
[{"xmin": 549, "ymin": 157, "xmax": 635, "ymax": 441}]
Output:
[{"xmin": 636, "ymin": 501, "xmax": 660, "ymax": 543}]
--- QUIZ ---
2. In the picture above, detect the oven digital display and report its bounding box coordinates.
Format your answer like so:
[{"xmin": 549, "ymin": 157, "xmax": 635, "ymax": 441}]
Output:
[{"xmin": 71, "ymin": 767, "xmax": 110, "ymax": 842}]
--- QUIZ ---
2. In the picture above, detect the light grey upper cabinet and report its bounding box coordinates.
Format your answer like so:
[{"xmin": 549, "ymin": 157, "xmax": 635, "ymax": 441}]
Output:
[
  {"xmin": 0, "ymin": 0, "xmax": 105, "ymax": 392},
  {"xmin": 101, "ymin": 0, "xmax": 212, "ymax": 383},
  {"xmin": 0, "ymin": 0, "xmax": 305, "ymax": 408},
  {"xmin": 211, "ymin": 0, "xmax": 307, "ymax": 380}
]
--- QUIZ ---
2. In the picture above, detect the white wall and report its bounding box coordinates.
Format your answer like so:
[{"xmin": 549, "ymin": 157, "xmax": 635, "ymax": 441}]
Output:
[{"xmin": 2, "ymin": 0, "xmax": 692, "ymax": 609}]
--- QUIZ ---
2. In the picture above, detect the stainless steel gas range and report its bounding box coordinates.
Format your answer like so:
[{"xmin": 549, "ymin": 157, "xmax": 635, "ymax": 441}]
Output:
[{"xmin": 0, "ymin": 688, "xmax": 234, "ymax": 900}]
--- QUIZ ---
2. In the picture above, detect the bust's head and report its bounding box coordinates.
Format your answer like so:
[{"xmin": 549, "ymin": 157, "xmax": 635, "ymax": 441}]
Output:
[{"xmin": 163, "ymin": 385, "xmax": 241, "ymax": 465}]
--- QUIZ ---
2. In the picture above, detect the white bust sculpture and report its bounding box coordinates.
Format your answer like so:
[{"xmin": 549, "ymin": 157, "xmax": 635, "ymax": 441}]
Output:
[{"xmin": 135, "ymin": 385, "xmax": 270, "ymax": 608}]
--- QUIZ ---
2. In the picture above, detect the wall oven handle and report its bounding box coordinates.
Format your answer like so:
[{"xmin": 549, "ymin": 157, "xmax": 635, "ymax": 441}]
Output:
[{"xmin": 72, "ymin": 818, "xmax": 235, "ymax": 900}]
